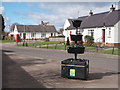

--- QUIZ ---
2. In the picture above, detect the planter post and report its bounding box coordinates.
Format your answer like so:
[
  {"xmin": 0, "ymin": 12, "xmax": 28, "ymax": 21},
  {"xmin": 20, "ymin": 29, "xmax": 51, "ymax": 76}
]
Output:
[
  {"xmin": 61, "ymin": 20, "xmax": 89, "ymax": 80},
  {"xmin": 112, "ymin": 47, "xmax": 114, "ymax": 54},
  {"xmin": 65, "ymin": 45, "xmax": 66, "ymax": 50},
  {"xmin": 47, "ymin": 44, "xmax": 48, "ymax": 49}
]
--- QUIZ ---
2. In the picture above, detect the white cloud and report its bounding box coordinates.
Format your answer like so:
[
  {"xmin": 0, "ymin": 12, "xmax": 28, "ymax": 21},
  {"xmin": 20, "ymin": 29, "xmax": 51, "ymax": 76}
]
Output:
[
  {"xmin": 12, "ymin": 2, "xmax": 117, "ymax": 30},
  {"xmin": 26, "ymin": 3, "xmax": 112, "ymax": 30},
  {"xmin": 0, "ymin": 6, "xmax": 4, "ymax": 14}
]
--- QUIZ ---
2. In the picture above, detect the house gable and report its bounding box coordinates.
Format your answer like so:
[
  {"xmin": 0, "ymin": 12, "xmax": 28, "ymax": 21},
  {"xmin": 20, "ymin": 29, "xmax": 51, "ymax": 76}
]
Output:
[{"xmin": 64, "ymin": 19, "xmax": 71, "ymax": 30}]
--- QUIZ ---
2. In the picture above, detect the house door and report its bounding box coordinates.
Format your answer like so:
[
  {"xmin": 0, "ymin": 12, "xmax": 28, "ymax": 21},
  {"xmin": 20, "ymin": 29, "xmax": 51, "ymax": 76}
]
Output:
[
  {"xmin": 102, "ymin": 29, "xmax": 105, "ymax": 42},
  {"xmin": 23, "ymin": 33, "xmax": 26, "ymax": 39},
  {"xmin": 51, "ymin": 33, "xmax": 53, "ymax": 37}
]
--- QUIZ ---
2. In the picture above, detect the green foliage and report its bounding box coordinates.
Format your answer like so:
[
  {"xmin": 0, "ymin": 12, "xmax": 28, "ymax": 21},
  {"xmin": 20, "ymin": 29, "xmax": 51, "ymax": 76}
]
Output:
[{"xmin": 84, "ymin": 35, "xmax": 94, "ymax": 46}]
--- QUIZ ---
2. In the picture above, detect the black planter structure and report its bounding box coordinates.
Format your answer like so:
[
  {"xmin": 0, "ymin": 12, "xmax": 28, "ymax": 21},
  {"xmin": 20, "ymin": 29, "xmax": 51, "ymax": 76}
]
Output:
[{"xmin": 61, "ymin": 20, "xmax": 89, "ymax": 80}]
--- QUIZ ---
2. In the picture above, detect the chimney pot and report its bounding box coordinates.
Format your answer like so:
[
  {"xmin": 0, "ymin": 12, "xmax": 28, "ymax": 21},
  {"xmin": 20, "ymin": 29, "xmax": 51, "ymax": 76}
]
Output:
[
  {"xmin": 110, "ymin": 4, "xmax": 115, "ymax": 12},
  {"xmin": 41, "ymin": 21, "xmax": 44, "ymax": 25},
  {"xmin": 89, "ymin": 10, "xmax": 93, "ymax": 16}
]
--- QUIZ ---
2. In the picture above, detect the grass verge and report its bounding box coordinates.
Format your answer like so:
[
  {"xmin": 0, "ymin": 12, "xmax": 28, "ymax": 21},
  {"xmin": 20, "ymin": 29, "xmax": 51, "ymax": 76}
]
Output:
[
  {"xmin": 0, "ymin": 40, "xmax": 15, "ymax": 43},
  {"xmin": 98, "ymin": 48, "xmax": 120, "ymax": 55}
]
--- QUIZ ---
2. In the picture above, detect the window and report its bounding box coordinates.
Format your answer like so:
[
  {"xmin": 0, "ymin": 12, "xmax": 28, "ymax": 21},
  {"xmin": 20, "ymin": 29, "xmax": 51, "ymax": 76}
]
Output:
[
  {"xmin": 31, "ymin": 33, "xmax": 36, "ymax": 37},
  {"xmin": 88, "ymin": 30, "xmax": 94, "ymax": 37},
  {"xmin": 109, "ymin": 28, "xmax": 111, "ymax": 36},
  {"xmin": 41, "ymin": 33, "xmax": 46, "ymax": 37},
  {"xmin": 54, "ymin": 33, "xmax": 56, "ymax": 36}
]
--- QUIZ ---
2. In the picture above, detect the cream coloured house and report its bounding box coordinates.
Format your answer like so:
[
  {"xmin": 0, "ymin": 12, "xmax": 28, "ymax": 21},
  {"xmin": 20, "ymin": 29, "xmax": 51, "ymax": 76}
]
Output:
[
  {"xmin": 63, "ymin": 5, "xmax": 120, "ymax": 46},
  {"xmin": 9, "ymin": 24, "xmax": 58, "ymax": 40}
]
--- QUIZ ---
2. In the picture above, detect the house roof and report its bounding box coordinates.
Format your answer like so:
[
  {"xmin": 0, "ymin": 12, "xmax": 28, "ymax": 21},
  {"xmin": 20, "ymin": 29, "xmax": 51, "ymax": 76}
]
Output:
[
  {"xmin": 66, "ymin": 9, "xmax": 120, "ymax": 30},
  {"xmin": 10, "ymin": 24, "xmax": 57, "ymax": 33}
]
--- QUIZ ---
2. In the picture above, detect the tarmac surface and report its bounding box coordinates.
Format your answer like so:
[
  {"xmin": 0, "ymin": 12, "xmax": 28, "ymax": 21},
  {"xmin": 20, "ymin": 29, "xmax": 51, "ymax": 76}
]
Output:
[
  {"xmin": 2, "ymin": 52, "xmax": 46, "ymax": 88},
  {"xmin": 1, "ymin": 43, "xmax": 119, "ymax": 89}
]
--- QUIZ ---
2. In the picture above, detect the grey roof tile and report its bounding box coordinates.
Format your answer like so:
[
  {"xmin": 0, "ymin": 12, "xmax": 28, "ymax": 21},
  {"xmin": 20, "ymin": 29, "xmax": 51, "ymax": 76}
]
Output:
[
  {"xmin": 66, "ymin": 9, "xmax": 120, "ymax": 30},
  {"xmin": 10, "ymin": 25, "xmax": 57, "ymax": 33}
]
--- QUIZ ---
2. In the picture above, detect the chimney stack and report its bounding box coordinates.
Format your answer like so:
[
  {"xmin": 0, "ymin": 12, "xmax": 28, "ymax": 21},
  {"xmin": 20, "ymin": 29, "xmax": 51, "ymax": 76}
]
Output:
[
  {"xmin": 41, "ymin": 21, "xmax": 44, "ymax": 25},
  {"xmin": 110, "ymin": 4, "xmax": 115, "ymax": 12},
  {"xmin": 89, "ymin": 10, "xmax": 93, "ymax": 16}
]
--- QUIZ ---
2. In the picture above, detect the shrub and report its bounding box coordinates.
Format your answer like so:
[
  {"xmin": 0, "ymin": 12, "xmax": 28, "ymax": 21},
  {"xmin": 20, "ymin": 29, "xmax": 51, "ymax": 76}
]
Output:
[{"xmin": 84, "ymin": 35, "xmax": 94, "ymax": 46}]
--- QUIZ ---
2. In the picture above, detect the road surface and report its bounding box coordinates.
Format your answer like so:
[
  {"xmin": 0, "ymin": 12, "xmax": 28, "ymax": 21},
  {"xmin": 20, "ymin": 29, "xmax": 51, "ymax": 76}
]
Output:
[{"xmin": 1, "ymin": 43, "xmax": 119, "ymax": 88}]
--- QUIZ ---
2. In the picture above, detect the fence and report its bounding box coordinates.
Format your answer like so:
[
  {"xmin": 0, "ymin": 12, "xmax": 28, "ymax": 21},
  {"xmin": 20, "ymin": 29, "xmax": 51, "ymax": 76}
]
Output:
[
  {"xmin": 18, "ymin": 42, "xmax": 120, "ymax": 55},
  {"xmin": 25, "ymin": 43, "xmax": 68, "ymax": 50}
]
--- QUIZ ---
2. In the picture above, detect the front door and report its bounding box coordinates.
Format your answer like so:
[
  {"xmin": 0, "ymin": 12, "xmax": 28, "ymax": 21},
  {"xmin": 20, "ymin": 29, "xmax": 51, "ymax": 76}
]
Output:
[
  {"xmin": 102, "ymin": 29, "xmax": 105, "ymax": 42},
  {"xmin": 23, "ymin": 33, "xmax": 26, "ymax": 39},
  {"xmin": 51, "ymin": 33, "xmax": 53, "ymax": 37}
]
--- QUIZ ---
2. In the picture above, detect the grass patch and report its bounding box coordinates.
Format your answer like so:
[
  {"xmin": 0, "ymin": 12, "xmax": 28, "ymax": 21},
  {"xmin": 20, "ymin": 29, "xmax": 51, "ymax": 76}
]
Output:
[
  {"xmin": 99, "ymin": 48, "xmax": 120, "ymax": 55},
  {"xmin": 0, "ymin": 40, "xmax": 15, "ymax": 43},
  {"xmin": 40, "ymin": 45, "xmax": 67, "ymax": 50},
  {"xmin": 18, "ymin": 41, "xmax": 96, "ymax": 51},
  {"xmin": 28, "ymin": 41, "xmax": 65, "ymax": 46},
  {"xmin": 85, "ymin": 46, "xmax": 96, "ymax": 50}
]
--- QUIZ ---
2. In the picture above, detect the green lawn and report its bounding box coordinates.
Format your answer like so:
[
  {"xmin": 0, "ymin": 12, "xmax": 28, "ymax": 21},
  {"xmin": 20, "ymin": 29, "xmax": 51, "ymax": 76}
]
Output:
[
  {"xmin": 0, "ymin": 40, "xmax": 15, "ymax": 43},
  {"xmin": 41, "ymin": 45, "xmax": 96, "ymax": 50},
  {"xmin": 40, "ymin": 45, "xmax": 67, "ymax": 50},
  {"xmin": 28, "ymin": 41, "xmax": 65, "ymax": 46},
  {"xmin": 99, "ymin": 48, "xmax": 120, "ymax": 55},
  {"xmin": 85, "ymin": 46, "xmax": 96, "ymax": 50},
  {"xmin": 18, "ymin": 41, "xmax": 120, "ymax": 55},
  {"xmin": 18, "ymin": 41, "xmax": 96, "ymax": 51}
]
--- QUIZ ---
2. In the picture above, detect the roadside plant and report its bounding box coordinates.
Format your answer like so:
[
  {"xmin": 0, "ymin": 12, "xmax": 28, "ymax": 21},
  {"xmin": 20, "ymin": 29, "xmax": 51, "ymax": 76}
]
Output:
[{"xmin": 84, "ymin": 35, "xmax": 94, "ymax": 46}]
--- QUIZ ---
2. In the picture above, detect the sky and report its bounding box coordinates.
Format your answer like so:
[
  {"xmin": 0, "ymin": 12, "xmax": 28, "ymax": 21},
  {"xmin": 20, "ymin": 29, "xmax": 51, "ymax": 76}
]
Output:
[{"xmin": 0, "ymin": 2, "xmax": 119, "ymax": 32}]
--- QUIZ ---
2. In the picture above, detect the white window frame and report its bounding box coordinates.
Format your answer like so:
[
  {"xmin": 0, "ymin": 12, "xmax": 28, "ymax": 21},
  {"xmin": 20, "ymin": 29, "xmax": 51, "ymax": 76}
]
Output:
[
  {"xmin": 109, "ymin": 28, "xmax": 111, "ymax": 37},
  {"xmin": 31, "ymin": 33, "xmax": 36, "ymax": 37},
  {"xmin": 41, "ymin": 33, "xmax": 46, "ymax": 38},
  {"xmin": 88, "ymin": 30, "xmax": 94, "ymax": 37}
]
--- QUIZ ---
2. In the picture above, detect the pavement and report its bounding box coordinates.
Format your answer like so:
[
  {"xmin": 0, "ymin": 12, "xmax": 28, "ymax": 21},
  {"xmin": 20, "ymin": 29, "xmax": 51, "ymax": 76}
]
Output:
[
  {"xmin": 1, "ymin": 43, "xmax": 119, "ymax": 89},
  {"xmin": 2, "ymin": 52, "xmax": 46, "ymax": 88}
]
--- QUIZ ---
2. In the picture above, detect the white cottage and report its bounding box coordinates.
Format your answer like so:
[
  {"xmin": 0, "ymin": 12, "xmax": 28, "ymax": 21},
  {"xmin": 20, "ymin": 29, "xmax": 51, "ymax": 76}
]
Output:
[
  {"xmin": 63, "ymin": 5, "xmax": 120, "ymax": 47},
  {"xmin": 9, "ymin": 24, "xmax": 58, "ymax": 40}
]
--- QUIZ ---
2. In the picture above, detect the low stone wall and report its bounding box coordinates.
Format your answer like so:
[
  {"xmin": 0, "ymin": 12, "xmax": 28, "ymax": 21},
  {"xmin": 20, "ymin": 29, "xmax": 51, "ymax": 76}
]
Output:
[{"xmin": 49, "ymin": 38, "xmax": 65, "ymax": 41}]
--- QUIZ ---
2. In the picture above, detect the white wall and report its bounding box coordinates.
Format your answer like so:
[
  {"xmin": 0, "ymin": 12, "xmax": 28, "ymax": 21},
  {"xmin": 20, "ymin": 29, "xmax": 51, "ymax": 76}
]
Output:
[
  {"xmin": 64, "ymin": 29, "xmax": 77, "ymax": 41},
  {"xmin": 9, "ymin": 25, "xmax": 19, "ymax": 39},
  {"xmin": 9, "ymin": 25, "xmax": 58, "ymax": 40},
  {"xmin": 105, "ymin": 27, "xmax": 115, "ymax": 44},
  {"xmin": 64, "ymin": 19, "xmax": 70, "ymax": 30},
  {"xmin": 21, "ymin": 32, "xmax": 58, "ymax": 39},
  {"xmin": 63, "ymin": 19, "xmax": 70, "ymax": 41},
  {"xmin": 82, "ymin": 26, "xmax": 115, "ymax": 44},
  {"xmin": 63, "ymin": 19, "xmax": 119, "ymax": 45},
  {"xmin": 114, "ymin": 21, "xmax": 120, "ymax": 43},
  {"xmin": 64, "ymin": 25, "xmax": 116, "ymax": 45}
]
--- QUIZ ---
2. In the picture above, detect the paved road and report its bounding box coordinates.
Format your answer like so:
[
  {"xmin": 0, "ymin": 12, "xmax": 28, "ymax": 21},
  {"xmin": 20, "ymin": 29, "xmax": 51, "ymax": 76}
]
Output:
[
  {"xmin": 2, "ymin": 52, "xmax": 47, "ymax": 88},
  {"xmin": 2, "ymin": 44, "xmax": 118, "ymax": 72},
  {"xmin": 1, "ymin": 43, "xmax": 119, "ymax": 88}
]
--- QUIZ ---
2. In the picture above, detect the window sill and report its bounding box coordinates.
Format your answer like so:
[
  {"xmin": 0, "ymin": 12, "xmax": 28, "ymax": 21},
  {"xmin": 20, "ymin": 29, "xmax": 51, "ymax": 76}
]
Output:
[{"xmin": 108, "ymin": 36, "xmax": 111, "ymax": 38}]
